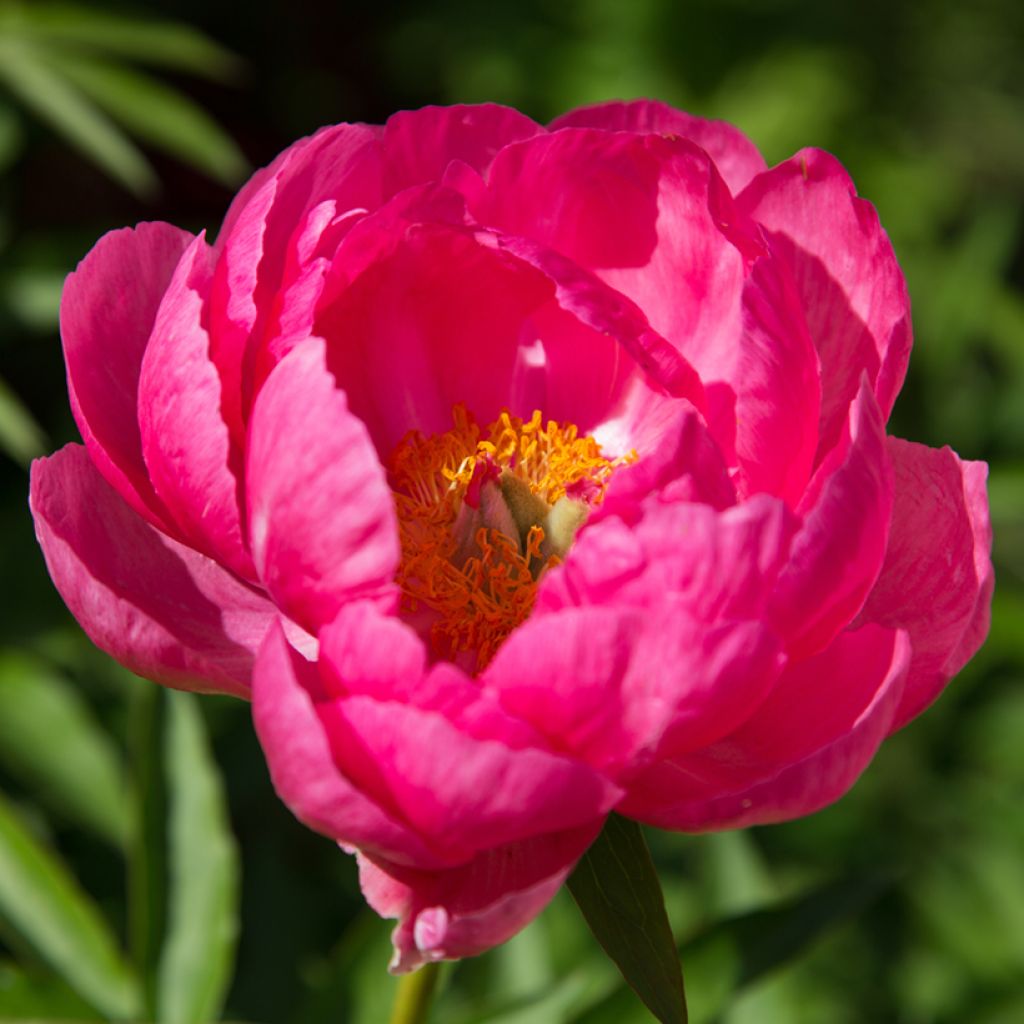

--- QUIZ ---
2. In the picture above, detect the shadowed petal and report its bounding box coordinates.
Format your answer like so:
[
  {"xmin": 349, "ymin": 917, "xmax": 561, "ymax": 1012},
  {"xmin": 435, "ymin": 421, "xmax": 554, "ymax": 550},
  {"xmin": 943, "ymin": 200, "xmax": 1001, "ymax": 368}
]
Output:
[{"xmin": 30, "ymin": 445, "xmax": 274, "ymax": 697}]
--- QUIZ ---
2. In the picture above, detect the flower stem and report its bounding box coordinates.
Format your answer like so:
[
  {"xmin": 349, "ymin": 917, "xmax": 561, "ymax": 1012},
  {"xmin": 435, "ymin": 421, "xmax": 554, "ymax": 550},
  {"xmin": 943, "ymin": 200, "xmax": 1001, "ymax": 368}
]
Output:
[{"xmin": 388, "ymin": 962, "xmax": 441, "ymax": 1024}]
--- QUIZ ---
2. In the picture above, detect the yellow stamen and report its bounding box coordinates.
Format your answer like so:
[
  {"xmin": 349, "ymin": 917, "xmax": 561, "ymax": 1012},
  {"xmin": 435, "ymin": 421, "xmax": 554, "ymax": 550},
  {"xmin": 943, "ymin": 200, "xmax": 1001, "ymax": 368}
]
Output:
[{"xmin": 389, "ymin": 405, "xmax": 634, "ymax": 672}]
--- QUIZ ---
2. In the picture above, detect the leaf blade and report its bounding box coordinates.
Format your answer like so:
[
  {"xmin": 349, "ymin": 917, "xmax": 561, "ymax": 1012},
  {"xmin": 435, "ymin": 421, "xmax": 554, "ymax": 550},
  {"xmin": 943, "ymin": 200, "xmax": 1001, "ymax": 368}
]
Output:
[
  {"xmin": 0, "ymin": 792, "xmax": 141, "ymax": 1020},
  {"xmin": 0, "ymin": 650, "xmax": 127, "ymax": 845},
  {"xmin": 157, "ymin": 693, "xmax": 240, "ymax": 1024},
  {"xmin": 567, "ymin": 814, "xmax": 687, "ymax": 1024}
]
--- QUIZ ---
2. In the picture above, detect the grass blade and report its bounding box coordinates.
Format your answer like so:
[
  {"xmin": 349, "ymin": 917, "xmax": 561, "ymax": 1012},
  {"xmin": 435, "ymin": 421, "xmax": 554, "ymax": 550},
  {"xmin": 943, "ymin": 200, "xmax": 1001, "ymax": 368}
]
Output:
[
  {"xmin": 54, "ymin": 55, "xmax": 248, "ymax": 186},
  {"xmin": 0, "ymin": 792, "xmax": 140, "ymax": 1019},
  {"xmin": 157, "ymin": 692, "xmax": 240, "ymax": 1024},
  {"xmin": 0, "ymin": 650, "xmax": 127, "ymax": 845},
  {"xmin": 0, "ymin": 36, "xmax": 155, "ymax": 196}
]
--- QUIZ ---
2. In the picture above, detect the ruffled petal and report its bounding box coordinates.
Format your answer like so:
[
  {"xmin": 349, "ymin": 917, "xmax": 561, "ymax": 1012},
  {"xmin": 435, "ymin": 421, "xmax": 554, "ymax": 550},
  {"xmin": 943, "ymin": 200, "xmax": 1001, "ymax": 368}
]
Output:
[
  {"xmin": 246, "ymin": 337, "xmax": 399, "ymax": 632},
  {"xmin": 738, "ymin": 148, "xmax": 912, "ymax": 460},
  {"xmin": 209, "ymin": 122, "xmax": 383, "ymax": 440},
  {"xmin": 769, "ymin": 382, "xmax": 893, "ymax": 656},
  {"xmin": 857, "ymin": 439, "xmax": 993, "ymax": 728},
  {"xmin": 60, "ymin": 222, "xmax": 192, "ymax": 531},
  {"xmin": 549, "ymin": 98, "xmax": 767, "ymax": 194},
  {"xmin": 251, "ymin": 619, "xmax": 448, "ymax": 867},
  {"xmin": 313, "ymin": 604, "xmax": 622, "ymax": 860},
  {"xmin": 620, "ymin": 624, "xmax": 910, "ymax": 830},
  {"xmin": 381, "ymin": 103, "xmax": 542, "ymax": 195},
  {"xmin": 357, "ymin": 823, "xmax": 601, "ymax": 972},
  {"xmin": 138, "ymin": 233, "xmax": 255, "ymax": 581},
  {"xmin": 30, "ymin": 445, "xmax": 274, "ymax": 698}
]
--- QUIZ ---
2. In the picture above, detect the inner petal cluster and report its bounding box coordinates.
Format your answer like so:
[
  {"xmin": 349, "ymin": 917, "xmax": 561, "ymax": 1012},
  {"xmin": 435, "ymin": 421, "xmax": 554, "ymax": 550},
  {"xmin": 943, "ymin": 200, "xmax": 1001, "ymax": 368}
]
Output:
[{"xmin": 389, "ymin": 405, "xmax": 633, "ymax": 671}]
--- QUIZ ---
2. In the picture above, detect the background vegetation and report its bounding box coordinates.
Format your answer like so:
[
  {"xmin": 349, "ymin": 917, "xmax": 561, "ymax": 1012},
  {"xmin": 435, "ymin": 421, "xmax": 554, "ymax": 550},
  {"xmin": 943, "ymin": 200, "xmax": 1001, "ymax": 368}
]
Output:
[{"xmin": 0, "ymin": 0, "xmax": 1022, "ymax": 1021}]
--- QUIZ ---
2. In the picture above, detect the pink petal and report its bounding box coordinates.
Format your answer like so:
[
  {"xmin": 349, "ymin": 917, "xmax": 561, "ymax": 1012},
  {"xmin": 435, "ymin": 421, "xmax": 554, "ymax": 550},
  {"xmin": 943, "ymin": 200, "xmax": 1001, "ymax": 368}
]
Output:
[
  {"xmin": 381, "ymin": 103, "xmax": 542, "ymax": 195},
  {"xmin": 315, "ymin": 692, "xmax": 621, "ymax": 863},
  {"xmin": 738, "ymin": 148, "xmax": 912, "ymax": 460},
  {"xmin": 251, "ymin": 619, "xmax": 448, "ymax": 867},
  {"xmin": 620, "ymin": 624, "xmax": 910, "ymax": 830},
  {"xmin": 138, "ymin": 234, "xmax": 255, "ymax": 581},
  {"xmin": 208, "ymin": 123, "xmax": 383, "ymax": 441},
  {"xmin": 769, "ymin": 382, "xmax": 893, "ymax": 656},
  {"xmin": 549, "ymin": 99, "xmax": 767, "ymax": 194},
  {"xmin": 857, "ymin": 439, "xmax": 993, "ymax": 728},
  {"xmin": 357, "ymin": 823, "xmax": 601, "ymax": 972},
  {"xmin": 30, "ymin": 445, "xmax": 275, "ymax": 698},
  {"xmin": 246, "ymin": 337, "xmax": 399, "ymax": 632},
  {"xmin": 478, "ymin": 130, "xmax": 758, "ymax": 362},
  {"xmin": 60, "ymin": 222, "xmax": 192, "ymax": 531}
]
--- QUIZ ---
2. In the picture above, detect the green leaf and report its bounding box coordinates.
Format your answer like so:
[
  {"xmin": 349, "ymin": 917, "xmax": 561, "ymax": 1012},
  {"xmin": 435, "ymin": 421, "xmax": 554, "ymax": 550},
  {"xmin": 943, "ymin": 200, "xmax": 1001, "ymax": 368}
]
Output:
[
  {"xmin": 0, "ymin": 792, "xmax": 140, "ymax": 1020},
  {"xmin": 4, "ymin": 2, "xmax": 243, "ymax": 82},
  {"xmin": 0, "ymin": 95, "xmax": 24, "ymax": 172},
  {"xmin": 0, "ymin": 35, "xmax": 156, "ymax": 196},
  {"xmin": 157, "ymin": 692, "xmax": 240, "ymax": 1024},
  {"xmin": 567, "ymin": 814, "xmax": 687, "ymax": 1024},
  {"xmin": 127, "ymin": 684, "xmax": 167, "ymax": 1018},
  {"xmin": 0, "ymin": 375, "xmax": 47, "ymax": 466},
  {"xmin": 53, "ymin": 55, "xmax": 248, "ymax": 186},
  {"xmin": 680, "ymin": 872, "xmax": 891, "ymax": 1024},
  {"xmin": 0, "ymin": 957, "xmax": 100, "ymax": 1019},
  {"xmin": 0, "ymin": 650, "xmax": 127, "ymax": 845}
]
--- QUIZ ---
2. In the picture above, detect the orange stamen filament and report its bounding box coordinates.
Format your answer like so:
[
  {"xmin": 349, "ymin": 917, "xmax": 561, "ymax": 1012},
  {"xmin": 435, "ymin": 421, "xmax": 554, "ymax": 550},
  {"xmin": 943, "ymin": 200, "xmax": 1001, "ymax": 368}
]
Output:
[{"xmin": 389, "ymin": 405, "xmax": 634, "ymax": 672}]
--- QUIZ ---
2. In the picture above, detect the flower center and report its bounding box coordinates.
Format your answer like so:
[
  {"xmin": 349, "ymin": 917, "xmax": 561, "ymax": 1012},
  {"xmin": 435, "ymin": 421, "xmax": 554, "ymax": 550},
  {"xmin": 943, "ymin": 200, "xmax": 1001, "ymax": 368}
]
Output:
[{"xmin": 389, "ymin": 405, "xmax": 633, "ymax": 672}]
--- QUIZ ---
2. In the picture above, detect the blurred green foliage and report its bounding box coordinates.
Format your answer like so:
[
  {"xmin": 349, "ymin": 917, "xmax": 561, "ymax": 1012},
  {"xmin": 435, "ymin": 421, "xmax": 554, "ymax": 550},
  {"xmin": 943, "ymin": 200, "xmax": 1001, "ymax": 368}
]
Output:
[{"xmin": 0, "ymin": 0, "xmax": 1022, "ymax": 1021}]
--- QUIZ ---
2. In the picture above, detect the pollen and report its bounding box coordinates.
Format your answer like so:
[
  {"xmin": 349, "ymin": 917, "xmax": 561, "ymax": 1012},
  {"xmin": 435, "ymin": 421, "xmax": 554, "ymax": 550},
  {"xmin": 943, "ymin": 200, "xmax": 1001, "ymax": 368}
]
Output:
[{"xmin": 388, "ymin": 405, "xmax": 634, "ymax": 672}]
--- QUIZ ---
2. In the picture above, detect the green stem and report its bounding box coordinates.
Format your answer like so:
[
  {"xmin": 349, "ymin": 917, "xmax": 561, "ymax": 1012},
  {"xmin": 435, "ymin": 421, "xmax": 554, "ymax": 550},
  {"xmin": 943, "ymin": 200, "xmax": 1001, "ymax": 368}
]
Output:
[{"xmin": 388, "ymin": 962, "xmax": 441, "ymax": 1024}]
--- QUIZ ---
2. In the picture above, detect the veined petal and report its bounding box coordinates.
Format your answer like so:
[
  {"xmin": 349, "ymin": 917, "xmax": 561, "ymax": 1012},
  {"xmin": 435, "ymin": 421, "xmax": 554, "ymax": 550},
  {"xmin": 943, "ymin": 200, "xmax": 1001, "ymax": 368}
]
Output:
[
  {"xmin": 620, "ymin": 625, "xmax": 910, "ymax": 830},
  {"xmin": 550, "ymin": 99, "xmax": 767, "ymax": 194},
  {"xmin": 30, "ymin": 445, "xmax": 273, "ymax": 698},
  {"xmin": 138, "ymin": 233, "xmax": 255, "ymax": 581},
  {"xmin": 60, "ymin": 222, "xmax": 192, "ymax": 532},
  {"xmin": 857, "ymin": 439, "xmax": 993, "ymax": 728},
  {"xmin": 357, "ymin": 823, "xmax": 601, "ymax": 972},
  {"xmin": 246, "ymin": 337, "xmax": 400, "ymax": 632},
  {"xmin": 739, "ymin": 148, "xmax": 912, "ymax": 461}
]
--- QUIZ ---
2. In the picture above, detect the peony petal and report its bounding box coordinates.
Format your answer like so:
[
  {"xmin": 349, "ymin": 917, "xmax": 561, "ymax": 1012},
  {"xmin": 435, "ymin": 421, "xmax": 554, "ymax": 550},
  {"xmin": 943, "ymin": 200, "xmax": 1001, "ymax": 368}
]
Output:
[
  {"xmin": 620, "ymin": 625, "xmax": 910, "ymax": 830},
  {"xmin": 316, "ymin": 691, "xmax": 621, "ymax": 863},
  {"xmin": 30, "ymin": 445, "xmax": 274, "ymax": 698},
  {"xmin": 251, "ymin": 620, "xmax": 448, "ymax": 867},
  {"xmin": 484, "ymin": 600, "xmax": 784, "ymax": 778},
  {"xmin": 857, "ymin": 439, "xmax": 993, "ymax": 728},
  {"xmin": 738, "ymin": 148, "xmax": 912, "ymax": 460},
  {"xmin": 246, "ymin": 337, "xmax": 399, "ymax": 632},
  {"xmin": 549, "ymin": 98, "xmax": 767, "ymax": 195},
  {"xmin": 381, "ymin": 103, "xmax": 542, "ymax": 195},
  {"xmin": 209, "ymin": 122, "xmax": 383, "ymax": 441},
  {"xmin": 138, "ymin": 233, "xmax": 255, "ymax": 581},
  {"xmin": 60, "ymin": 222, "xmax": 192, "ymax": 531},
  {"xmin": 357, "ymin": 823, "xmax": 601, "ymax": 972},
  {"xmin": 769, "ymin": 381, "xmax": 893, "ymax": 656}
]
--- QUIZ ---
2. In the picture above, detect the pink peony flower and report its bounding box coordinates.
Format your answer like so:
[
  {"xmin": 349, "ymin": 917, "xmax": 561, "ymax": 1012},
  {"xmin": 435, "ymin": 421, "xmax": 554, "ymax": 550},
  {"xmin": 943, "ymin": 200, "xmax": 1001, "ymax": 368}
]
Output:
[{"xmin": 31, "ymin": 101, "xmax": 992, "ymax": 971}]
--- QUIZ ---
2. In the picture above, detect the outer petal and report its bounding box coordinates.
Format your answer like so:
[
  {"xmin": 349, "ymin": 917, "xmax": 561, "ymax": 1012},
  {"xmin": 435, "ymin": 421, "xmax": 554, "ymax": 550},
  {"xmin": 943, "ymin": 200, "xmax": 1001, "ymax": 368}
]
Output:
[
  {"xmin": 30, "ymin": 446, "xmax": 274, "ymax": 698},
  {"xmin": 246, "ymin": 337, "xmax": 399, "ymax": 632},
  {"xmin": 138, "ymin": 233, "xmax": 255, "ymax": 581},
  {"xmin": 857, "ymin": 439, "xmax": 993, "ymax": 728},
  {"xmin": 251, "ymin": 619, "xmax": 447, "ymax": 867},
  {"xmin": 738, "ymin": 148, "xmax": 912, "ymax": 459},
  {"xmin": 769, "ymin": 382, "xmax": 893, "ymax": 656},
  {"xmin": 381, "ymin": 103, "xmax": 542, "ymax": 195},
  {"xmin": 357, "ymin": 823, "xmax": 602, "ymax": 972},
  {"xmin": 60, "ymin": 222, "xmax": 192, "ymax": 531},
  {"xmin": 620, "ymin": 625, "xmax": 910, "ymax": 830},
  {"xmin": 209, "ymin": 123, "xmax": 383, "ymax": 440},
  {"xmin": 313, "ymin": 603, "xmax": 622, "ymax": 861},
  {"xmin": 550, "ymin": 99, "xmax": 767, "ymax": 194}
]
